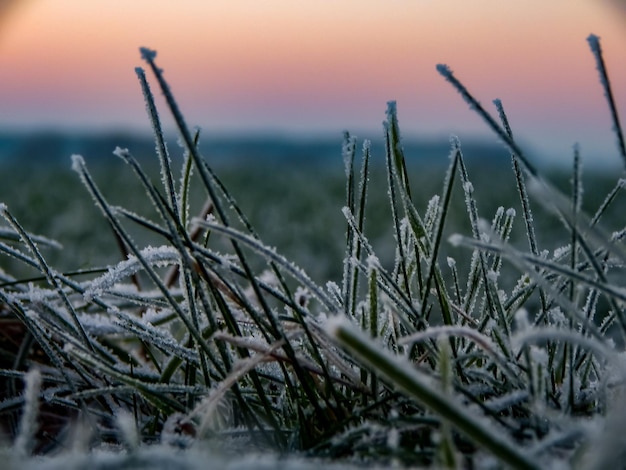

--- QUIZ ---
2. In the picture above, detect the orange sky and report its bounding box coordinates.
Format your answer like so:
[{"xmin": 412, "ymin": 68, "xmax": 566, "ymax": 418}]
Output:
[{"xmin": 0, "ymin": 0, "xmax": 624, "ymax": 164}]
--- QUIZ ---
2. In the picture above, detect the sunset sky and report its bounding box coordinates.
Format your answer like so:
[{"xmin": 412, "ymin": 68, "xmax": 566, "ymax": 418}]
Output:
[{"xmin": 0, "ymin": 0, "xmax": 624, "ymax": 165}]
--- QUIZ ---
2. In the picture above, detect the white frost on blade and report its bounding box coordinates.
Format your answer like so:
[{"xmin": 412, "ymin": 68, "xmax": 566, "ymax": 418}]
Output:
[
  {"xmin": 342, "ymin": 133, "xmax": 356, "ymax": 178},
  {"xmin": 70, "ymin": 154, "xmax": 85, "ymax": 172},
  {"xmin": 448, "ymin": 233, "xmax": 463, "ymax": 247},
  {"xmin": 113, "ymin": 146, "xmax": 130, "ymax": 161},
  {"xmin": 462, "ymin": 181, "xmax": 474, "ymax": 195},
  {"xmin": 514, "ymin": 308, "xmax": 530, "ymax": 332},
  {"xmin": 552, "ymin": 245, "xmax": 571, "ymax": 260},
  {"xmin": 425, "ymin": 195, "xmax": 440, "ymax": 228},
  {"xmin": 484, "ymin": 390, "xmax": 529, "ymax": 414},
  {"xmin": 116, "ymin": 410, "xmax": 139, "ymax": 450},
  {"xmin": 486, "ymin": 269, "xmax": 499, "ymax": 283},
  {"xmin": 366, "ymin": 253, "xmax": 380, "ymax": 270},
  {"xmin": 326, "ymin": 281, "xmax": 342, "ymax": 302},
  {"xmin": 84, "ymin": 245, "xmax": 179, "ymax": 300},
  {"xmin": 26, "ymin": 283, "xmax": 50, "ymax": 304},
  {"xmin": 78, "ymin": 313, "xmax": 124, "ymax": 336},
  {"xmin": 324, "ymin": 314, "xmax": 351, "ymax": 339}
]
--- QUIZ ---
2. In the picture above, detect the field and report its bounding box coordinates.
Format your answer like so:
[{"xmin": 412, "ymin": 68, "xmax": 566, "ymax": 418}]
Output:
[
  {"xmin": 1, "ymin": 155, "xmax": 619, "ymax": 283},
  {"xmin": 0, "ymin": 36, "xmax": 625, "ymax": 469}
]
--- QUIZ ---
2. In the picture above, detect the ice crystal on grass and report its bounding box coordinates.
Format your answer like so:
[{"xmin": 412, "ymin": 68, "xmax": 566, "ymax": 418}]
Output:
[{"xmin": 14, "ymin": 368, "xmax": 42, "ymax": 458}]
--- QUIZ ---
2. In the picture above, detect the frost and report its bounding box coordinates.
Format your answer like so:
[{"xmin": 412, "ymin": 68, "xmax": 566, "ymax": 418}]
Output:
[
  {"xmin": 116, "ymin": 410, "xmax": 139, "ymax": 450},
  {"xmin": 113, "ymin": 146, "xmax": 130, "ymax": 161},
  {"xmin": 386, "ymin": 427, "xmax": 399, "ymax": 450},
  {"xmin": 70, "ymin": 154, "xmax": 85, "ymax": 172},
  {"xmin": 552, "ymin": 245, "xmax": 570, "ymax": 260},
  {"xmin": 25, "ymin": 309, "xmax": 40, "ymax": 322},
  {"xmin": 484, "ymin": 390, "xmax": 529, "ymax": 413},
  {"xmin": 14, "ymin": 368, "xmax": 42, "ymax": 457},
  {"xmin": 514, "ymin": 308, "xmax": 530, "ymax": 332},
  {"xmin": 505, "ymin": 207, "xmax": 516, "ymax": 218},
  {"xmin": 85, "ymin": 245, "xmax": 179, "ymax": 299},
  {"xmin": 425, "ymin": 195, "xmax": 440, "ymax": 226},
  {"xmin": 326, "ymin": 281, "xmax": 341, "ymax": 300},
  {"xmin": 161, "ymin": 413, "xmax": 196, "ymax": 448},
  {"xmin": 342, "ymin": 133, "xmax": 356, "ymax": 178},
  {"xmin": 446, "ymin": 256, "xmax": 456, "ymax": 268},
  {"xmin": 366, "ymin": 253, "xmax": 380, "ymax": 270},
  {"xmin": 463, "ymin": 181, "xmax": 474, "ymax": 194},
  {"xmin": 294, "ymin": 286, "xmax": 311, "ymax": 308},
  {"xmin": 547, "ymin": 307, "xmax": 567, "ymax": 327},
  {"xmin": 448, "ymin": 234, "xmax": 463, "ymax": 247},
  {"xmin": 486, "ymin": 270, "xmax": 499, "ymax": 283}
]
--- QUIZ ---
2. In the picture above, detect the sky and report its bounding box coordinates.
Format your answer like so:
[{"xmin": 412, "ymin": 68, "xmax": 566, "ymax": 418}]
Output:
[{"xmin": 0, "ymin": 0, "xmax": 624, "ymax": 165}]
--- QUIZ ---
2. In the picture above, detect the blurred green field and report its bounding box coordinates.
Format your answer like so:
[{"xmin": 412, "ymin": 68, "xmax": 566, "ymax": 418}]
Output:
[{"xmin": 0, "ymin": 154, "xmax": 622, "ymax": 287}]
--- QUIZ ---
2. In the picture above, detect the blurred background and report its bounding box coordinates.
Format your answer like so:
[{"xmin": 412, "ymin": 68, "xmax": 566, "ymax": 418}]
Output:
[
  {"xmin": 0, "ymin": 0, "xmax": 624, "ymax": 281},
  {"xmin": 0, "ymin": 0, "xmax": 623, "ymax": 166}
]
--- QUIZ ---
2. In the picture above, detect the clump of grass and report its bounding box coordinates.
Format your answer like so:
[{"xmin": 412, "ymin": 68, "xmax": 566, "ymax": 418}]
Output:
[{"xmin": 0, "ymin": 34, "xmax": 624, "ymax": 469}]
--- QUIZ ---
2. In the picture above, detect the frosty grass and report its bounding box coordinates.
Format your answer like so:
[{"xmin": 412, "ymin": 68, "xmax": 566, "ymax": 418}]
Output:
[{"xmin": 0, "ymin": 34, "xmax": 625, "ymax": 469}]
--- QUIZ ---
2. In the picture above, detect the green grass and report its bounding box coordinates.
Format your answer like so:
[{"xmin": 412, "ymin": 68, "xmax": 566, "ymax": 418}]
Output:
[{"xmin": 0, "ymin": 34, "xmax": 625, "ymax": 469}]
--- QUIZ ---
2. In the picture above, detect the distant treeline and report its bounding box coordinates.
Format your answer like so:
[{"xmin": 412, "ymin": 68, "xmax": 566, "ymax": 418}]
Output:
[{"xmin": 0, "ymin": 131, "xmax": 513, "ymax": 167}]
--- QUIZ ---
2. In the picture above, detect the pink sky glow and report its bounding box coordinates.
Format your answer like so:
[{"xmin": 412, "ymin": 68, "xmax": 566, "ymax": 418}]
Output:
[{"xmin": 0, "ymin": 0, "xmax": 624, "ymax": 164}]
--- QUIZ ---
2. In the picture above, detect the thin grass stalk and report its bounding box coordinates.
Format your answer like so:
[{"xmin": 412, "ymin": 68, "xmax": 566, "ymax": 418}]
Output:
[
  {"xmin": 197, "ymin": 159, "xmax": 329, "ymax": 385},
  {"xmin": 449, "ymin": 233, "xmax": 609, "ymax": 340},
  {"xmin": 384, "ymin": 105, "xmax": 412, "ymax": 300},
  {"xmin": 348, "ymin": 140, "xmax": 371, "ymax": 322},
  {"xmin": 180, "ymin": 266, "xmax": 212, "ymax": 387},
  {"xmin": 341, "ymin": 208, "xmax": 421, "ymax": 332},
  {"xmin": 590, "ymin": 178, "xmax": 625, "ymax": 227},
  {"xmin": 444, "ymin": 68, "xmax": 626, "ymax": 336},
  {"xmin": 440, "ymin": 63, "xmax": 626, "ymax": 277},
  {"xmin": 192, "ymin": 219, "xmax": 338, "ymax": 313},
  {"xmin": 587, "ymin": 34, "xmax": 626, "ymax": 165},
  {"xmin": 435, "ymin": 337, "xmax": 459, "ymax": 469},
  {"xmin": 137, "ymin": 55, "xmax": 294, "ymax": 368},
  {"xmin": 188, "ymin": 263, "xmax": 290, "ymax": 440},
  {"xmin": 569, "ymin": 146, "xmax": 582, "ymax": 303},
  {"xmin": 341, "ymin": 132, "xmax": 357, "ymax": 314},
  {"xmin": 327, "ymin": 317, "xmax": 542, "ymax": 470},
  {"xmin": 491, "ymin": 208, "xmax": 515, "ymax": 275},
  {"xmin": 112, "ymin": 148, "xmax": 220, "ymax": 385},
  {"xmin": 138, "ymin": 53, "xmax": 293, "ymax": 342},
  {"xmin": 135, "ymin": 67, "xmax": 179, "ymax": 221},
  {"xmin": 493, "ymin": 100, "xmax": 542, "ymax": 258},
  {"xmin": 65, "ymin": 344, "xmax": 186, "ymax": 415},
  {"xmin": 367, "ymin": 264, "xmax": 379, "ymax": 398},
  {"xmin": 195, "ymin": 171, "xmax": 336, "ymax": 419},
  {"xmin": 13, "ymin": 368, "xmax": 41, "ymax": 458},
  {"xmin": 563, "ymin": 147, "xmax": 583, "ymax": 409},
  {"xmin": 0, "ymin": 206, "xmax": 95, "ymax": 353},
  {"xmin": 179, "ymin": 128, "xmax": 201, "ymax": 229},
  {"xmin": 116, "ymin": 148, "xmax": 315, "ymax": 418},
  {"xmin": 386, "ymin": 101, "xmax": 413, "ymax": 201},
  {"xmin": 72, "ymin": 156, "xmax": 222, "ymax": 370},
  {"xmin": 418, "ymin": 142, "xmax": 459, "ymax": 327},
  {"xmin": 436, "ymin": 64, "xmax": 538, "ymax": 178},
  {"xmin": 457, "ymin": 150, "xmax": 489, "ymax": 319},
  {"xmin": 0, "ymin": 289, "xmax": 80, "ymax": 394}
]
